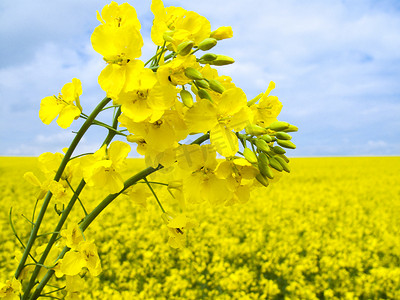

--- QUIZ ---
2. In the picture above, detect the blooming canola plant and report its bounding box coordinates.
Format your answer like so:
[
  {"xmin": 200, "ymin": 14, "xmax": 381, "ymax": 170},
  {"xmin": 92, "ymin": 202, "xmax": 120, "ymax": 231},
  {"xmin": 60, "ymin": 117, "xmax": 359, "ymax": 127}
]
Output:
[{"xmin": 3, "ymin": 1, "xmax": 297, "ymax": 299}]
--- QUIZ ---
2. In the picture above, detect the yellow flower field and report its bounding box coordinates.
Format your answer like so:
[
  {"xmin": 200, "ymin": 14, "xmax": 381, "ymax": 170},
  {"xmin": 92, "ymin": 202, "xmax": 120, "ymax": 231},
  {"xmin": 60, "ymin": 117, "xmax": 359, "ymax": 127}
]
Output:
[{"xmin": 1, "ymin": 156, "xmax": 399, "ymax": 299}]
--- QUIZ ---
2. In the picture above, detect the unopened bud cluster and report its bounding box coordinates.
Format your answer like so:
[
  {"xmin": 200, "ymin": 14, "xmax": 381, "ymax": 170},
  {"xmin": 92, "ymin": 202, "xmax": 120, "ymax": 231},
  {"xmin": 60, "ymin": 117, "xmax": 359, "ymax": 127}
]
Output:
[{"xmin": 241, "ymin": 121, "xmax": 298, "ymax": 187}]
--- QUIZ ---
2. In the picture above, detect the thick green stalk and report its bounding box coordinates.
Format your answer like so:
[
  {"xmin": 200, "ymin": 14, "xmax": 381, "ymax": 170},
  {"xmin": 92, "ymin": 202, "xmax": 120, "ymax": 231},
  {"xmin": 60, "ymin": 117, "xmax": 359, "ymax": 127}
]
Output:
[{"xmin": 15, "ymin": 97, "xmax": 111, "ymax": 280}]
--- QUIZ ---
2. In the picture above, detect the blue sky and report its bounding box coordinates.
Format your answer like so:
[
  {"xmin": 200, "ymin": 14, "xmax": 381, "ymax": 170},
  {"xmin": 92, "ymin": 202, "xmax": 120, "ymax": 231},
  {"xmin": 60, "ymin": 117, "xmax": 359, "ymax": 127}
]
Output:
[{"xmin": 1, "ymin": 0, "xmax": 399, "ymax": 157}]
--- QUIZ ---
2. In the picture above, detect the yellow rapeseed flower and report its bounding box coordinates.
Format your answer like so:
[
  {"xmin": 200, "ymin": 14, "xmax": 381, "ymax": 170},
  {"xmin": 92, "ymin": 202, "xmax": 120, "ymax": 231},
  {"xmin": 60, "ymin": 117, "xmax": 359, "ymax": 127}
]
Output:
[
  {"xmin": 81, "ymin": 141, "xmax": 131, "ymax": 194},
  {"xmin": 39, "ymin": 78, "xmax": 82, "ymax": 129},
  {"xmin": 0, "ymin": 278, "xmax": 21, "ymax": 300},
  {"xmin": 91, "ymin": 2, "xmax": 143, "ymax": 99},
  {"xmin": 251, "ymin": 81, "xmax": 283, "ymax": 127}
]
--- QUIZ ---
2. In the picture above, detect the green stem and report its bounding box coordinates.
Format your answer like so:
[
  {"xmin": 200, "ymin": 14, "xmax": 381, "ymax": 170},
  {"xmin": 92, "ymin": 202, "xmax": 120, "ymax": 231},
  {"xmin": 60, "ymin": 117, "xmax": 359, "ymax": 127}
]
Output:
[
  {"xmin": 9, "ymin": 208, "xmax": 37, "ymax": 263},
  {"xmin": 70, "ymin": 152, "xmax": 94, "ymax": 160},
  {"xmin": 91, "ymin": 119, "xmax": 127, "ymax": 137},
  {"xmin": 66, "ymin": 179, "xmax": 87, "ymax": 216},
  {"xmin": 191, "ymin": 133, "xmax": 210, "ymax": 145},
  {"xmin": 138, "ymin": 181, "xmax": 169, "ymax": 186},
  {"xmin": 144, "ymin": 46, "xmax": 160, "ymax": 67},
  {"xmin": 15, "ymin": 97, "xmax": 110, "ymax": 286},
  {"xmin": 154, "ymin": 42, "xmax": 167, "ymax": 66},
  {"xmin": 102, "ymin": 107, "xmax": 122, "ymax": 147},
  {"xmin": 144, "ymin": 177, "xmax": 165, "ymax": 213},
  {"xmin": 101, "ymin": 105, "xmax": 121, "ymax": 111}
]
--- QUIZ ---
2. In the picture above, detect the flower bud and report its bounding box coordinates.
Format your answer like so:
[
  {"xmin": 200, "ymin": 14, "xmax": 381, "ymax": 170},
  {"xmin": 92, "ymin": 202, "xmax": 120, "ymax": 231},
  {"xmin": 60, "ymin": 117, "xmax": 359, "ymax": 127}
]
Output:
[
  {"xmin": 256, "ymin": 173, "xmax": 269, "ymax": 187},
  {"xmin": 199, "ymin": 53, "xmax": 217, "ymax": 62},
  {"xmin": 180, "ymin": 90, "xmax": 194, "ymax": 108},
  {"xmin": 245, "ymin": 124, "xmax": 267, "ymax": 136},
  {"xmin": 208, "ymin": 55, "xmax": 235, "ymax": 66},
  {"xmin": 243, "ymin": 148, "xmax": 257, "ymax": 164},
  {"xmin": 275, "ymin": 156, "xmax": 290, "ymax": 173},
  {"xmin": 268, "ymin": 156, "xmax": 283, "ymax": 172},
  {"xmin": 258, "ymin": 153, "xmax": 274, "ymax": 179},
  {"xmin": 208, "ymin": 79, "xmax": 225, "ymax": 93},
  {"xmin": 255, "ymin": 139, "xmax": 270, "ymax": 152},
  {"xmin": 247, "ymin": 93, "xmax": 263, "ymax": 107},
  {"xmin": 284, "ymin": 125, "xmax": 298, "ymax": 132},
  {"xmin": 198, "ymin": 38, "xmax": 218, "ymax": 50},
  {"xmin": 261, "ymin": 134, "xmax": 273, "ymax": 143},
  {"xmin": 276, "ymin": 132, "xmax": 292, "ymax": 140},
  {"xmin": 210, "ymin": 26, "xmax": 233, "ymax": 40},
  {"xmin": 184, "ymin": 67, "xmax": 204, "ymax": 81},
  {"xmin": 177, "ymin": 40, "xmax": 194, "ymax": 56},
  {"xmin": 197, "ymin": 89, "xmax": 213, "ymax": 102},
  {"xmin": 276, "ymin": 154, "xmax": 289, "ymax": 163},
  {"xmin": 127, "ymin": 134, "xmax": 145, "ymax": 143},
  {"xmin": 194, "ymin": 79, "xmax": 210, "ymax": 89},
  {"xmin": 163, "ymin": 30, "xmax": 175, "ymax": 43},
  {"xmin": 276, "ymin": 140, "xmax": 296, "ymax": 149},
  {"xmin": 272, "ymin": 145, "xmax": 286, "ymax": 155},
  {"xmin": 268, "ymin": 121, "xmax": 290, "ymax": 131}
]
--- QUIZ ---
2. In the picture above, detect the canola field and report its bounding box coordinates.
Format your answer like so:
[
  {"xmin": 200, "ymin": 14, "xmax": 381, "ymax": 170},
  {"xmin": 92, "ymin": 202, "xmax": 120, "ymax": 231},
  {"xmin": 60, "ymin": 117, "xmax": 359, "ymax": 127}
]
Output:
[{"xmin": 1, "ymin": 156, "xmax": 400, "ymax": 299}]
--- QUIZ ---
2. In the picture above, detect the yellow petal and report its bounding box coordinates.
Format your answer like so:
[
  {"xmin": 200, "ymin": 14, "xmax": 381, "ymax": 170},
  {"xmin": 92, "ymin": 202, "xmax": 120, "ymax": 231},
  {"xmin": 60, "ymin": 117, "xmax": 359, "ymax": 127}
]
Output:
[
  {"xmin": 184, "ymin": 99, "xmax": 218, "ymax": 133},
  {"xmin": 202, "ymin": 174, "xmax": 232, "ymax": 205},
  {"xmin": 39, "ymin": 96, "xmax": 63, "ymax": 125},
  {"xmin": 217, "ymin": 87, "xmax": 247, "ymax": 116},
  {"xmin": 23, "ymin": 172, "xmax": 42, "ymax": 187},
  {"xmin": 98, "ymin": 64, "xmax": 126, "ymax": 99},
  {"xmin": 57, "ymin": 105, "xmax": 81, "ymax": 129},
  {"xmin": 59, "ymin": 251, "xmax": 86, "ymax": 276},
  {"xmin": 210, "ymin": 124, "xmax": 239, "ymax": 157},
  {"xmin": 108, "ymin": 141, "xmax": 131, "ymax": 169}
]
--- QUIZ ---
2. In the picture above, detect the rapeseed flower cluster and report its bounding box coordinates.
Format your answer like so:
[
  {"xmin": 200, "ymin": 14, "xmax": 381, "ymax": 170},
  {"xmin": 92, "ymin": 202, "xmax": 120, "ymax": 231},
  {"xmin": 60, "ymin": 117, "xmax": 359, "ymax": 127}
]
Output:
[{"xmin": 5, "ymin": 1, "xmax": 300, "ymax": 299}]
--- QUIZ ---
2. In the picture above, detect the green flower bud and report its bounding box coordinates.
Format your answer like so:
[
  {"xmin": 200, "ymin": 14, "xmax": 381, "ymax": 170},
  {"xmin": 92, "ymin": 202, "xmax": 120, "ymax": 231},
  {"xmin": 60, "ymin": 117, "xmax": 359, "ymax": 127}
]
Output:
[
  {"xmin": 177, "ymin": 40, "xmax": 194, "ymax": 56},
  {"xmin": 184, "ymin": 67, "xmax": 204, "ymax": 81},
  {"xmin": 245, "ymin": 124, "xmax": 267, "ymax": 136},
  {"xmin": 258, "ymin": 153, "xmax": 274, "ymax": 179},
  {"xmin": 276, "ymin": 132, "xmax": 292, "ymax": 140},
  {"xmin": 269, "ymin": 121, "xmax": 290, "ymax": 131},
  {"xmin": 163, "ymin": 30, "xmax": 175, "ymax": 43},
  {"xmin": 199, "ymin": 53, "xmax": 217, "ymax": 61},
  {"xmin": 275, "ymin": 156, "xmax": 290, "ymax": 173},
  {"xmin": 284, "ymin": 125, "xmax": 298, "ymax": 132},
  {"xmin": 256, "ymin": 173, "xmax": 269, "ymax": 187},
  {"xmin": 194, "ymin": 79, "xmax": 210, "ymax": 89},
  {"xmin": 243, "ymin": 148, "xmax": 257, "ymax": 164},
  {"xmin": 272, "ymin": 145, "xmax": 286, "ymax": 155},
  {"xmin": 197, "ymin": 89, "xmax": 213, "ymax": 102},
  {"xmin": 268, "ymin": 156, "xmax": 283, "ymax": 172},
  {"xmin": 247, "ymin": 93, "xmax": 263, "ymax": 107},
  {"xmin": 208, "ymin": 55, "xmax": 235, "ymax": 66},
  {"xmin": 208, "ymin": 79, "xmax": 225, "ymax": 93},
  {"xmin": 276, "ymin": 154, "xmax": 289, "ymax": 163},
  {"xmin": 276, "ymin": 140, "xmax": 296, "ymax": 149},
  {"xmin": 198, "ymin": 38, "xmax": 218, "ymax": 50},
  {"xmin": 261, "ymin": 134, "xmax": 273, "ymax": 143},
  {"xmin": 255, "ymin": 139, "xmax": 270, "ymax": 153},
  {"xmin": 180, "ymin": 90, "xmax": 194, "ymax": 108}
]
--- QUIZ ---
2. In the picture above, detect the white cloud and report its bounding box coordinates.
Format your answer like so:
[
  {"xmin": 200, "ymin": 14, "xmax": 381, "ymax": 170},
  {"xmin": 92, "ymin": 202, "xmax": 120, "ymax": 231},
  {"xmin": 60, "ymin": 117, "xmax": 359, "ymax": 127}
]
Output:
[{"xmin": 1, "ymin": 0, "xmax": 400, "ymax": 157}]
